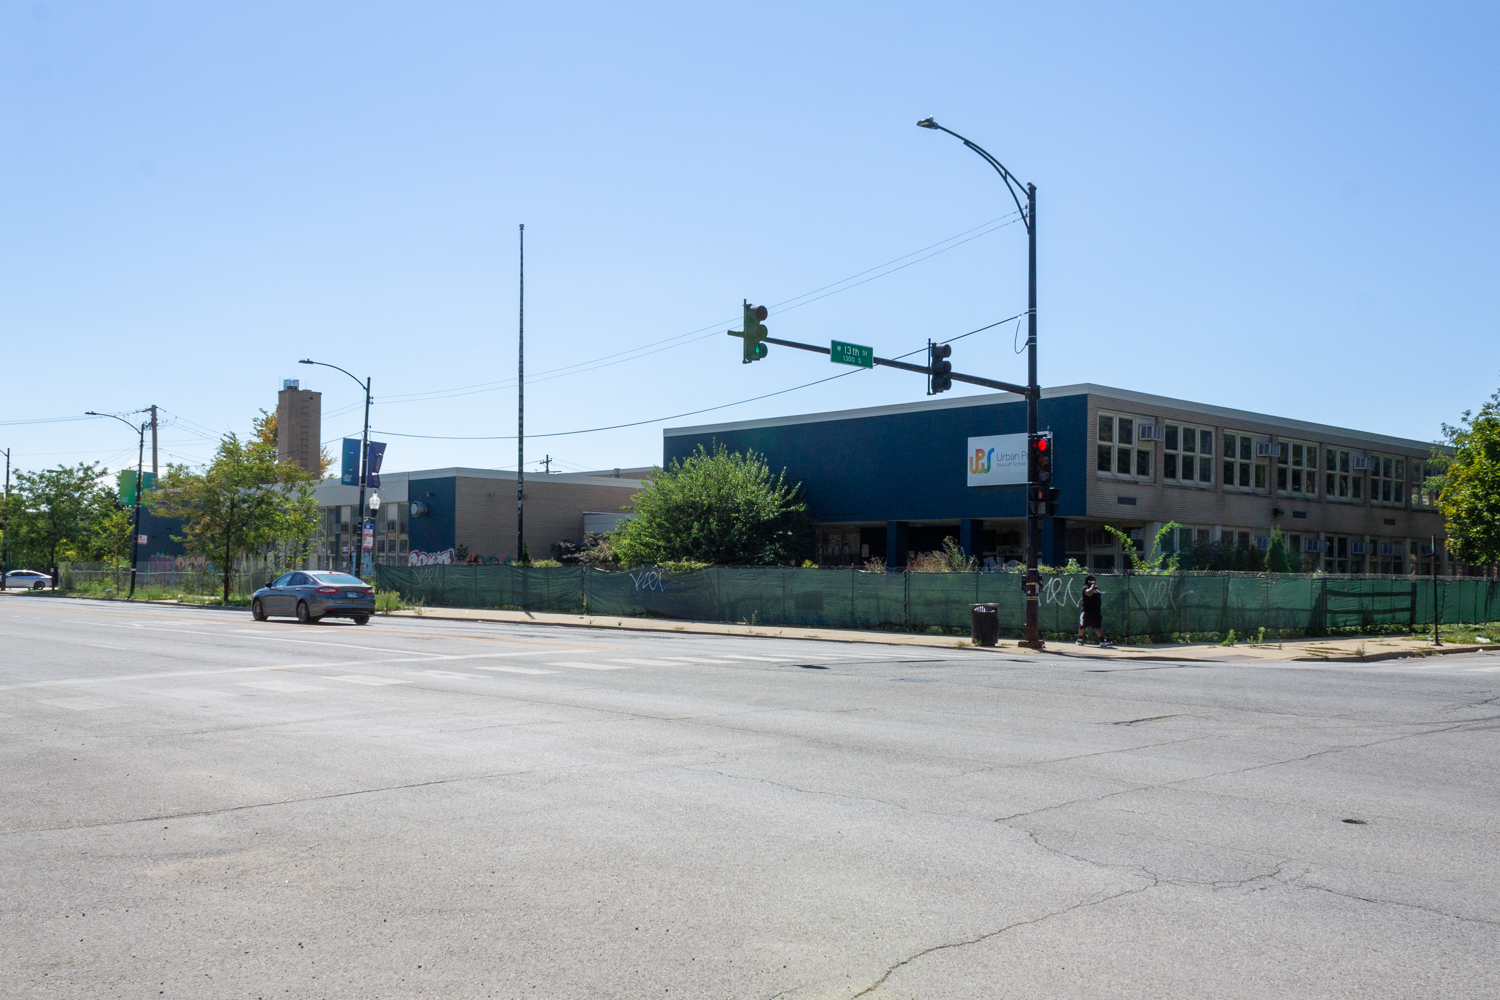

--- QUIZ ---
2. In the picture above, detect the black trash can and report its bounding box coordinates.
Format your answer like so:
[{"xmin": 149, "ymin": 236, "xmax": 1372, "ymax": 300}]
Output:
[{"xmin": 970, "ymin": 602, "xmax": 999, "ymax": 647}]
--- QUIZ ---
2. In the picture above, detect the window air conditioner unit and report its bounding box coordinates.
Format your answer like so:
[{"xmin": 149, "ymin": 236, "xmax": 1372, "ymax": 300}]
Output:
[
  {"xmin": 1137, "ymin": 423, "xmax": 1164, "ymax": 441},
  {"xmin": 1256, "ymin": 441, "xmax": 1280, "ymax": 458},
  {"xmin": 1254, "ymin": 535, "xmax": 1270, "ymax": 550},
  {"xmin": 1303, "ymin": 537, "xmax": 1323, "ymax": 553},
  {"xmin": 1379, "ymin": 542, "xmax": 1397, "ymax": 557},
  {"xmin": 1351, "ymin": 456, "xmax": 1370, "ymax": 471},
  {"xmin": 1350, "ymin": 540, "xmax": 1367, "ymax": 555}
]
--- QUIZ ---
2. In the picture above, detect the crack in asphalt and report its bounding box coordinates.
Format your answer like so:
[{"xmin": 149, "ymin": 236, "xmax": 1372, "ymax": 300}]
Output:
[
  {"xmin": 848, "ymin": 879, "xmax": 1158, "ymax": 998},
  {"xmin": 992, "ymin": 715, "xmax": 1500, "ymax": 824},
  {"xmin": 1295, "ymin": 882, "xmax": 1500, "ymax": 927}
]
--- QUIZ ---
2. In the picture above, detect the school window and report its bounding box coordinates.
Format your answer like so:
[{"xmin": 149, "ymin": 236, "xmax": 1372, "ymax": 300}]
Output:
[
  {"xmin": 1323, "ymin": 448, "xmax": 1363, "ymax": 500},
  {"xmin": 1222, "ymin": 432, "xmax": 1268, "ymax": 490},
  {"xmin": 1276, "ymin": 440, "xmax": 1318, "ymax": 496},
  {"xmin": 1097, "ymin": 412, "xmax": 1153, "ymax": 479},
  {"xmin": 1163, "ymin": 424, "xmax": 1213, "ymax": 486},
  {"xmin": 1371, "ymin": 455, "xmax": 1405, "ymax": 505},
  {"xmin": 1410, "ymin": 460, "xmax": 1437, "ymax": 507}
]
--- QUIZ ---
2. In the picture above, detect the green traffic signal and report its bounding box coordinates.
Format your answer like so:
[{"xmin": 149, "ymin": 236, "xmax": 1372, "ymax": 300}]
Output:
[{"xmin": 741, "ymin": 301, "xmax": 769, "ymax": 363}]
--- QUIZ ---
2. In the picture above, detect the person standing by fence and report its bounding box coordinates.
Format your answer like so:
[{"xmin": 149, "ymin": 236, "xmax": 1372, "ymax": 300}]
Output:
[{"xmin": 1077, "ymin": 575, "xmax": 1111, "ymax": 647}]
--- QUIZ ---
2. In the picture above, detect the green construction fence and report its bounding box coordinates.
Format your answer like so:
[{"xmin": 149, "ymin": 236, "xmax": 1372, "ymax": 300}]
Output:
[{"xmin": 375, "ymin": 565, "xmax": 1500, "ymax": 640}]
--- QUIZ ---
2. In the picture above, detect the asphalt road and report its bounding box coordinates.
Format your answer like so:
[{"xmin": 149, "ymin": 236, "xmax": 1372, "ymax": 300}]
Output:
[{"xmin": 3, "ymin": 596, "xmax": 1498, "ymax": 998}]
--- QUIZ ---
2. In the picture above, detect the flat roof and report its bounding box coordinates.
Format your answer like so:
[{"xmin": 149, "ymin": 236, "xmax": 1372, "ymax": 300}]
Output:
[{"xmin": 664, "ymin": 383, "xmax": 1438, "ymax": 453}]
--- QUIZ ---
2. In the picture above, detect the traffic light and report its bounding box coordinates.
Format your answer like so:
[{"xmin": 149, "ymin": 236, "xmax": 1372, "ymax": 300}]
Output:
[
  {"xmin": 1028, "ymin": 485, "xmax": 1061, "ymax": 518},
  {"xmin": 927, "ymin": 341, "xmax": 952, "ymax": 394},
  {"xmin": 1032, "ymin": 431, "xmax": 1053, "ymax": 486},
  {"xmin": 741, "ymin": 301, "xmax": 769, "ymax": 363}
]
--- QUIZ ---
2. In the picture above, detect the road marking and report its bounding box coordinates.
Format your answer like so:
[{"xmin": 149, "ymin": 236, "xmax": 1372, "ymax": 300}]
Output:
[
  {"xmin": 40, "ymin": 696, "xmax": 117, "ymax": 711},
  {"xmin": 1464, "ymin": 666, "xmax": 1500, "ymax": 673},
  {"xmin": 476, "ymin": 666, "xmax": 556, "ymax": 675},
  {"xmin": 237, "ymin": 680, "xmax": 325, "ymax": 692},
  {"xmin": 716, "ymin": 655, "xmax": 795, "ymax": 662},
  {"xmin": 548, "ymin": 661, "xmax": 633, "ymax": 671},
  {"xmin": 334, "ymin": 674, "xmax": 412, "ymax": 686},
  {"xmin": 606, "ymin": 658, "xmax": 677, "ymax": 667},
  {"xmin": 656, "ymin": 657, "xmax": 734, "ymax": 664}
]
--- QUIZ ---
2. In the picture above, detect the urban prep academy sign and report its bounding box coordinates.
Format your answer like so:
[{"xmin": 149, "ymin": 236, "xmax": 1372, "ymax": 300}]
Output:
[{"xmin": 966, "ymin": 433, "xmax": 1028, "ymax": 486}]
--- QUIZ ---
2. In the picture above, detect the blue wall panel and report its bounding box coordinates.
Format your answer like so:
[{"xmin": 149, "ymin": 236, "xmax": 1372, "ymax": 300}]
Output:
[
  {"xmin": 407, "ymin": 477, "xmax": 457, "ymax": 554},
  {"xmin": 665, "ymin": 393, "xmax": 1089, "ymax": 523}
]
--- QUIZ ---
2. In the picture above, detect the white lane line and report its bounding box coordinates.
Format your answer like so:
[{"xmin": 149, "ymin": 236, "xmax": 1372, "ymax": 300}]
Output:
[
  {"xmin": 237, "ymin": 680, "xmax": 324, "ymax": 692},
  {"xmin": 1464, "ymin": 666, "xmax": 1500, "ymax": 673},
  {"xmin": 78, "ymin": 620, "xmax": 452, "ymax": 659},
  {"xmin": 717, "ymin": 655, "xmax": 796, "ymax": 662},
  {"xmin": 40, "ymin": 696, "xmax": 117, "ymax": 711},
  {"xmin": 476, "ymin": 666, "xmax": 556, "ymax": 675},
  {"xmin": 333, "ymin": 674, "xmax": 412, "ymax": 686},
  {"xmin": 548, "ymin": 661, "xmax": 633, "ymax": 671},
  {"xmin": 655, "ymin": 657, "xmax": 734, "ymax": 664},
  {"xmin": 607, "ymin": 658, "xmax": 677, "ymax": 667}
]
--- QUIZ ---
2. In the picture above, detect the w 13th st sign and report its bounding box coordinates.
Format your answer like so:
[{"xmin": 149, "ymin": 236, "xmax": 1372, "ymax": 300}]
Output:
[{"xmin": 966, "ymin": 433, "xmax": 1028, "ymax": 486}]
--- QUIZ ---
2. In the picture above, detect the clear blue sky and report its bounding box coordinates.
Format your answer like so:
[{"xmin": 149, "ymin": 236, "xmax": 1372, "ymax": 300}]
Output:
[{"xmin": 3, "ymin": 1, "xmax": 1496, "ymax": 478}]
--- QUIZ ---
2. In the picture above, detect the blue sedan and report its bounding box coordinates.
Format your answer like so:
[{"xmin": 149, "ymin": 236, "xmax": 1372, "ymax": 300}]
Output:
[{"xmin": 252, "ymin": 571, "xmax": 375, "ymax": 625}]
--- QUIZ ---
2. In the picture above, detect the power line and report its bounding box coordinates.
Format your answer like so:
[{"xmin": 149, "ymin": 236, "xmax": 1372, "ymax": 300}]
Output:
[
  {"xmin": 371, "ymin": 213, "xmax": 1021, "ymax": 406},
  {"xmin": 371, "ymin": 314, "xmax": 1020, "ymax": 442}
]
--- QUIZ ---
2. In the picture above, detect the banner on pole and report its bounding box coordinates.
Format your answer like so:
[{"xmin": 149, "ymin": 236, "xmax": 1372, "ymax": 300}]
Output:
[
  {"xmin": 341, "ymin": 439, "xmax": 361, "ymax": 486},
  {"xmin": 366, "ymin": 441, "xmax": 386, "ymax": 489}
]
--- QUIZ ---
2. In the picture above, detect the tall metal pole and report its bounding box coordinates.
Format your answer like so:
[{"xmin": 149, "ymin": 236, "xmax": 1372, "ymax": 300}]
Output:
[
  {"xmin": 128, "ymin": 421, "xmax": 145, "ymax": 599},
  {"xmin": 1021, "ymin": 183, "xmax": 1042, "ymax": 647},
  {"xmin": 916, "ymin": 117, "xmax": 1044, "ymax": 647},
  {"xmin": 149, "ymin": 405, "xmax": 158, "ymax": 477},
  {"xmin": 355, "ymin": 378, "xmax": 371, "ymax": 579},
  {"xmin": 517, "ymin": 223, "xmax": 525, "ymax": 564},
  {"xmin": 2, "ymin": 447, "xmax": 10, "ymax": 590}
]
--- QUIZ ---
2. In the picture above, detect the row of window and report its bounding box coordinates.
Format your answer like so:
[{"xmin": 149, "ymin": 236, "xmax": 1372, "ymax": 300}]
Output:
[{"xmin": 1097, "ymin": 412, "xmax": 1435, "ymax": 506}]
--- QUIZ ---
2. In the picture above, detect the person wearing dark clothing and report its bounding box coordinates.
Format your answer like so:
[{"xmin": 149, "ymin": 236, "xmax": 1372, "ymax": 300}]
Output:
[{"xmin": 1077, "ymin": 574, "xmax": 1111, "ymax": 647}]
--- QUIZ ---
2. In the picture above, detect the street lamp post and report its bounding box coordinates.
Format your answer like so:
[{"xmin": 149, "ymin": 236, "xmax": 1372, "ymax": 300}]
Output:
[
  {"xmin": 300, "ymin": 358, "xmax": 373, "ymax": 579},
  {"xmin": 87, "ymin": 410, "xmax": 149, "ymax": 599},
  {"xmin": 917, "ymin": 117, "xmax": 1045, "ymax": 648}
]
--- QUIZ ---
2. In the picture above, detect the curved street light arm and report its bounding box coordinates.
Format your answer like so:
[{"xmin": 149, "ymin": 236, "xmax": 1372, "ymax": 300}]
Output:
[
  {"xmin": 917, "ymin": 120, "xmax": 1031, "ymax": 233},
  {"xmin": 299, "ymin": 357, "xmax": 367, "ymax": 392}
]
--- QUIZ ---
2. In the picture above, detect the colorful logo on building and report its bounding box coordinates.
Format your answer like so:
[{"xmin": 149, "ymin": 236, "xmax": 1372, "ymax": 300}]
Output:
[{"xmin": 966, "ymin": 433, "xmax": 1029, "ymax": 487}]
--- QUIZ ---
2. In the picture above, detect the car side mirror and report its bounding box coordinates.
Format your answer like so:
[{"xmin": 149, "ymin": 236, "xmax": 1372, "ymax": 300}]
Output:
[{"xmin": 265, "ymin": 581, "xmax": 274, "ymax": 590}]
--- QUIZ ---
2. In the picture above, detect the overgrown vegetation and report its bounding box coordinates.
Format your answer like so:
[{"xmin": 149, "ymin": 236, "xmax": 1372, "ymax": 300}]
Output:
[
  {"xmin": 1426, "ymin": 384, "xmax": 1500, "ymax": 571},
  {"xmin": 611, "ymin": 445, "xmax": 812, "ymax": 567}
]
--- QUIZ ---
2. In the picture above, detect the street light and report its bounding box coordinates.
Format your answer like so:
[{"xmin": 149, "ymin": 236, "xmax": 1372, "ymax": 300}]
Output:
[
  {"xmin": 917, "ymin": 116, "xmax": 1045, "ymax": 649},
  {"xmin": 86, "ymin": 409, "xmax": 150, "ymax": 599},
  {"xmin": 300, "ymin": 358, "xmax": 373, "ymax": 579}
]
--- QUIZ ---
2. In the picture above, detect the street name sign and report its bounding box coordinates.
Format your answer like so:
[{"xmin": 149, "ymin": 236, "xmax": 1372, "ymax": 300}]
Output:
[{"xmin": 830, "ymin": 340, "xmax": 874, "ymax": 368}]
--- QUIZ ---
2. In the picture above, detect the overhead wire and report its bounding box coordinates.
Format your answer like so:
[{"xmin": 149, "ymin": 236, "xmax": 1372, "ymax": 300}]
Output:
[{"xmin": 371, "ymin": 313, "xmax": 1022, "ymax": 442}]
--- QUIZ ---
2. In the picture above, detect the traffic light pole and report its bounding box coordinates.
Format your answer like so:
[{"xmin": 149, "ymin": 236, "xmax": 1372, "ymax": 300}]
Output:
[
  {"xmin": 1020, "ymin": 182, "xmax": 1042, "ymax": 647},
  {"xmin": 732, "ymin": 332, "xmax": 1031, "ymax": 397}
]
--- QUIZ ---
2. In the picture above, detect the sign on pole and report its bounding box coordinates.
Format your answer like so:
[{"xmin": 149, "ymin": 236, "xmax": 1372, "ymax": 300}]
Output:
[
  {"xmin": 830, "ymin": 341, "xmax": 874, "ymax": 368},
  {"xmin": 966, "ymin": 433, "xmax": 1029, "ymax": 486},
  {"xmin": 341, "ymin": 439, "xmax": 361, "ymax": 486}
]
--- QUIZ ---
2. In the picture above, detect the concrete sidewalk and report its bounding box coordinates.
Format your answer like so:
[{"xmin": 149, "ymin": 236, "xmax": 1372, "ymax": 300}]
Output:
[{"xmin": 385, "ymin": 604, "xmax": 1500, "ymax": 664}]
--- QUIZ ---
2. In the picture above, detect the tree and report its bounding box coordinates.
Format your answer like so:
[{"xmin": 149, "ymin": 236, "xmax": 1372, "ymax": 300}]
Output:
[
  {"xmin": 1427, "ymin": 385, "xmax": 1500, "ymax": 571},
  {"xmin": 5, "ymin": 463, "xmax": 108, "ymax": 576},
  {"xmin": 611, "ymin": 444, "xmax": 812, "ymax": 567},
  {"xmin": 149, "ymin": 433, "xmax": 320, "ymax": 602},
  {"xmin": 1265, "ymin": 527, "xmax": 1297, "ymax": 574}
]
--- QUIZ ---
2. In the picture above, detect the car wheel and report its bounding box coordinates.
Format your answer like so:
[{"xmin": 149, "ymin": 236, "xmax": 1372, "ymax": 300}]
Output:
[
  {"xmin": 352, "ymin": 614, "xmax": 370, "ymax": 626},
  {"xmin": 252, "ymin": 598, "xmax": 267, "ymax": 621},
  {"xmin": 295, "ymin": 600, "xmax": 318, "ymax": 624},
  {"xmin": 33, "ymin": 582, "xmax": 45, "ymax": 590}
]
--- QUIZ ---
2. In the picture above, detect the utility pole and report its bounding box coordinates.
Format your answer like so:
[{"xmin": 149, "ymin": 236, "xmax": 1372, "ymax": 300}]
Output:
[
  {"xmin": 542, "ymin": 455, "xmax": 552, "ymax": 474},
  {"xmin": 1, "ymin": 447, "xmax": 9, "ymax": 590},
  {"xmin": 517, "ymin": 223, "xmax": 526, "ymax": 564},
  {"xmin": 149, "ymin": 405, "xmax": 158, "ymax": 476}
]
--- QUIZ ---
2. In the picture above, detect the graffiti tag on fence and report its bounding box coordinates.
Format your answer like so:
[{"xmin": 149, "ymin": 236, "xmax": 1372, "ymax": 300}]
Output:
[
  {"xmin": 1136, "ymin": 579, "xmax": 1194, "ymax": 610},
  {"xmin": 629, "ymin": 569, "xmax": 680, "ymax": 593},
  {"xmin": 1041, "ymin": 577, "xmax": 1081, "ymax": 608}
]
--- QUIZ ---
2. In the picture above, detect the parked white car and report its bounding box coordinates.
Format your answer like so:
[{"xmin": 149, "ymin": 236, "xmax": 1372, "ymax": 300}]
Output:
[{"xmin": 2, "ymin": 569, "xmax": 51, "ymax": 590}]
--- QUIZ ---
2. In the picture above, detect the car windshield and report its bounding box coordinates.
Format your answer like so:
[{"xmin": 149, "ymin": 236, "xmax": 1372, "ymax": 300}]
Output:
[{"xmin": 312, "ymin": 573, "xmax": 367, "ymax": 586}]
